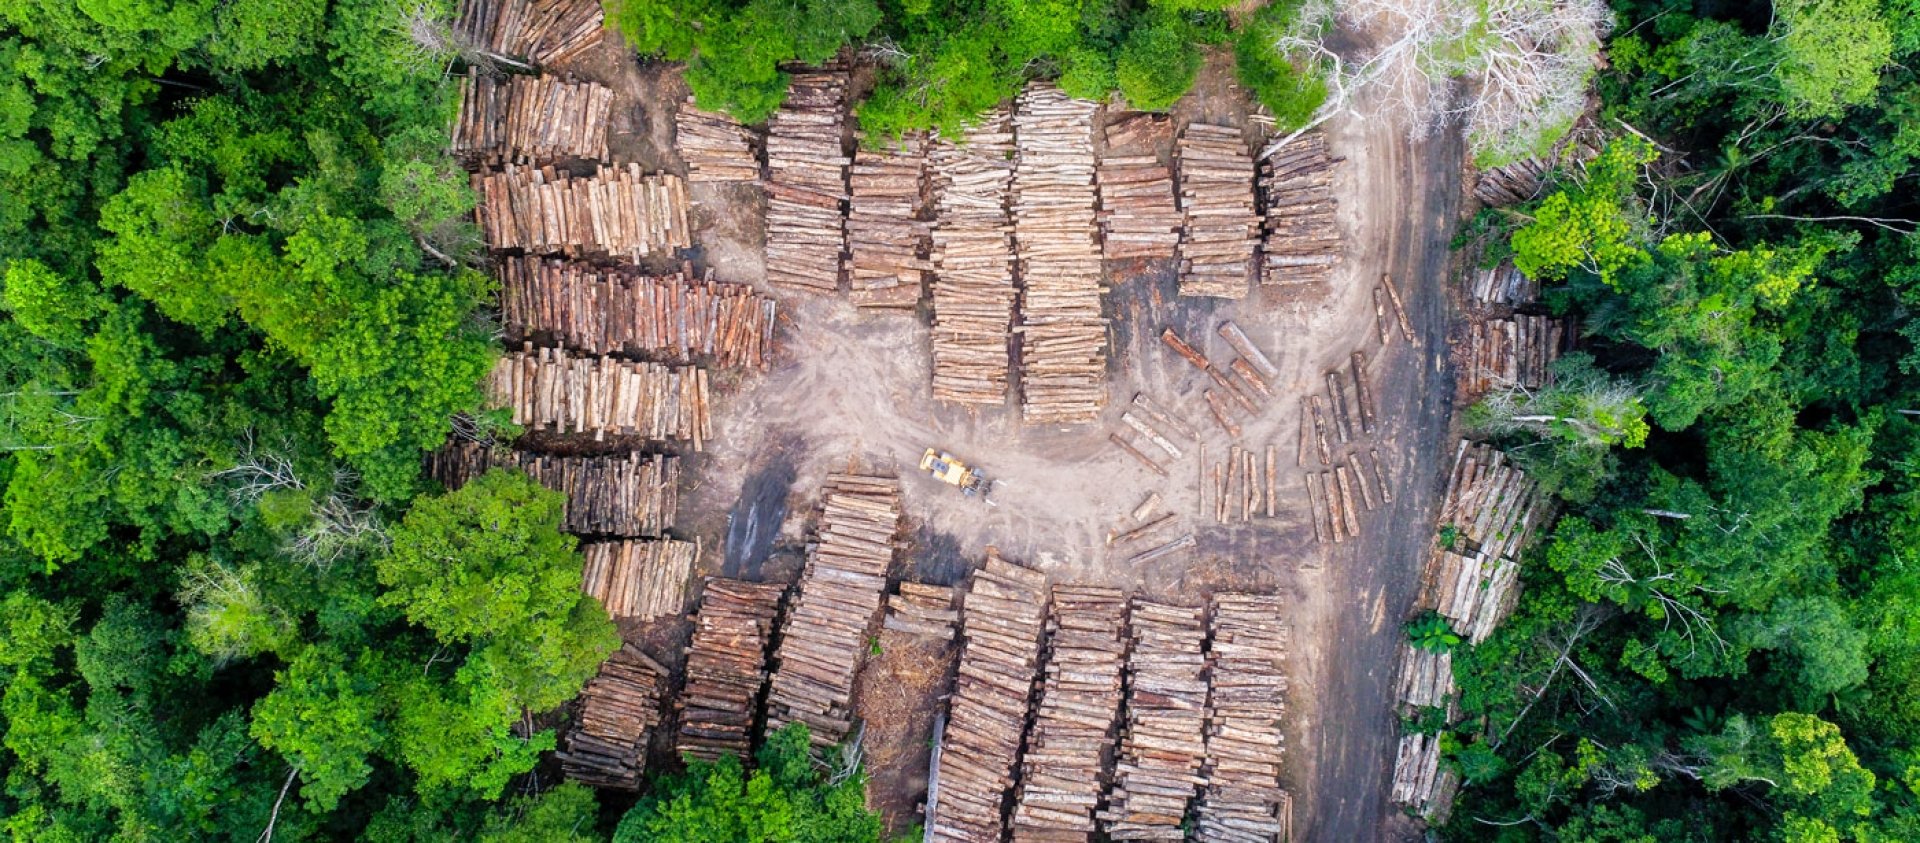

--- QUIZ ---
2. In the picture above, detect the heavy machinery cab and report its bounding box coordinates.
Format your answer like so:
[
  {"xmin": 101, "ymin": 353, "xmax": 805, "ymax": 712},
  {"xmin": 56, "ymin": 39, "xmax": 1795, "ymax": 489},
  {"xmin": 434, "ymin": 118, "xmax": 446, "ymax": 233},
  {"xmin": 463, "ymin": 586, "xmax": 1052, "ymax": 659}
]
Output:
[{"xmin": 919, "ymin": 449, "xmax": 990, "ymax": 497}]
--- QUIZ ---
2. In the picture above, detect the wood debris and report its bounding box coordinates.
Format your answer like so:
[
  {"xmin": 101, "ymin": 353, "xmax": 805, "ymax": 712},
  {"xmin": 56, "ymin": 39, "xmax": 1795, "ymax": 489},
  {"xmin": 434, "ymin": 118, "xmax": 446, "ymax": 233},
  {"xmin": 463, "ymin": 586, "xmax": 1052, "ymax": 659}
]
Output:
[
  {"xmin": 1010, "ymin": 585, "xmax": 1128, "ymax": 841},
  {"xmin": 1196, "ymin": 593, "xmax": 1292, "ymax": 843},
  {"xmin": 474, "ymin": 164, "xmax": 691, "ymax": 259},
  {"xmin": 675, "ymin": 97, "xmax": 760, "ymax": 182},
  {"xmin": 928, "ymin": 108, "xmax": 1017, "ymax": 405},
  {"xmin": 846, "ymin": 134, "xmax": 930, "ymax": 310},
  {"xmin": 1464, "ymin": 313, "xmax": 1567, "ymax": 397},
  {"xmin": 1101, "ymin": 600, "xmax": 1209, "ymax": 839},
  {"xmin": 487, "ymin": 347, "xmax": 711, "ymax": 445},
  {"xmin": 764, "ymin": 471, "xmax": 902, "ymax": 747},
  {"xmin": 500, "ymin": 257, "xmax": 775, "ymax": 369},
  {"xmin": 1098, "ymin": 114, "xmax": 1181, "ymax": 260},
  {"xmin": 1176, "ymin": 123, "xmax": 1258, "ymax": 299},
  {"xmin": 558, "ymin": 643, "xmax": 665, "ymax": 789},
  {"xmin": 580, "ymin": 539, "xmax": 697, "ymax": 622},
  {"xmin": 1259, "ymin": 131, "xmax": 1342, "ymax": 286},
  {"xmin": 675, "ymin": 577, "xmax": 786, "ymax": 762},
  {"xmin": 427, "ymin": 443, "xmax": 678, "ymax": 537},
  {"xmin": 1014, "ymin": 84, "xmax": 1109, "ymax": 425},
  {"xmin": 764, "ymin": 71, "xmax": 850, "ymax": 293},
  {"xmin": 927, "ymin": 551, "xmax": 1050, "ymax": 843},
  {"xmin": 453, "ymin": 0, "xmax": 604, "ymax": 69},
  {"xmin": 453, "ymin": 71, "xmax": 611, "ymax": 167}
]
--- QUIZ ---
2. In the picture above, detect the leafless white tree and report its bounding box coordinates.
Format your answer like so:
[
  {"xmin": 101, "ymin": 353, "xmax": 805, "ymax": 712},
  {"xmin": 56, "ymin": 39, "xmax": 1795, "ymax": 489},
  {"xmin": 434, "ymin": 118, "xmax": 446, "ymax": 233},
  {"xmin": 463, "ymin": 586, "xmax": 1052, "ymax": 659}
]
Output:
[{"xmin": 1261, "ymin": 0, "xmax": 1610, "ymax": 166}]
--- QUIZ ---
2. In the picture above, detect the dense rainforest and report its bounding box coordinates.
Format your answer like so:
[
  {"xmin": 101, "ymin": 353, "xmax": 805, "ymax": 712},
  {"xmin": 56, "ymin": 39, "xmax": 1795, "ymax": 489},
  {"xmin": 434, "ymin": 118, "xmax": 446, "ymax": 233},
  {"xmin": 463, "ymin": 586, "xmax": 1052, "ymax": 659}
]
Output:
[{"xmin": 0, "ymin": 0, "xmax": 1914, "ymax": 839}]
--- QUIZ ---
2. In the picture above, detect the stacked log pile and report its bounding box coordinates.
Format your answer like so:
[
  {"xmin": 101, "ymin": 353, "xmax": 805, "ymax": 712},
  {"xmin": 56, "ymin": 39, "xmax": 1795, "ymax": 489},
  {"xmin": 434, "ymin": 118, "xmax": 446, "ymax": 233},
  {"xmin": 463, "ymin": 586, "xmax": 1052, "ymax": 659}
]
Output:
[
  {"xmin": 1176, "ymin": 123, "xmax": 1258, "ymax": 299},
  {"xmin": 845, "ymin": 135, "xmax": 930, "ymax": 309},
  {"xmin": 1389, "ymin": 732, "xmax": 1458, "ymax": 822},
  {"xmin": 1101, "ymin": 601, "xmax": 1209, "ymax": 839},
  {"xmin": 927, "ymin": 552, "xmax": 1050, "ymax": 843},
  {"xmin": 580, "ymin": 539, "xmax": 698, "ymax": 621},
  {"xmin": 474, "ymin": 164, "xmax": 691, "ymax": 260},
  {"xmin": 1260, "ymin": 132, "xmax": 1342, "ymax": 286},
  {"xmin": 1197, "ymin": 594, "xmax": 1292, "ymax": 843},
  {"xmin": 1473, "ymin": 134, "xmax": 1600, "ymax": 207},
  {"xmin": 885, "ymin": 584, "xmax": 960, "ymax": 642},
  {"xmin": 427, "ymin": 444, "xmax": 678, "ymax": 537},
  {"xmin": 764, "ymin": 471, "xmax": 901, "ymax": 747},
  {"xmin": 558, "ymin": 643, "xmax": 665, "ymax": 789},
  {"xmin": 1438, "ymin": 440, "xmax": 1549, "ymax": 561},
  {"xmin": 1395, "ymin": 643, "xmax": 1456, "ymax": 712},
  {"xmin": 675, "ymin": 578, "xmax": 786, "ymax": 762},
  {"xmin": 1427, "ymin": 548, "xmax": 1521, "ymax": 645},
  {"xmin": 1013, "ymin": 85, "xmax": 1109, "ymax": 425},
  {"xmin": 928, "ymin": 109, "xmax": 1018, "ymax": 405},
  {"xmin": 500, "ymin": 257, "xmax": 775, "ymax": 369},
  {"xmin": 1097, "ymin": 114, "xmax": 1180, "ymax": 260},
  {"xmin": 1464, "ymin": 314, "xmax": 1567, "ymax": 396},
  {"xmin": 676, "ymin": 97, "xmax": 760, "ymax": 182},
  {"xmin": 764, "ymin": 72, "xmax": 850, "ymax": 293},
  {"xmin": 453, "ymin": 71, "xmax": 611, "ymax": 166},
  {"xmin": 1467, "ymin": 260, "xmax": 1538, "ymax": 307},
  {"xmin": 1009, "ymin": 585, "xmax": 1129, "ymax": 841},
  {"xmin": 487, "ymin": 347, "xmax": 711, "ymax": 445},
  {"xmin": 454, "ymin": 0, "xmax": 604, "ymax": 68}
]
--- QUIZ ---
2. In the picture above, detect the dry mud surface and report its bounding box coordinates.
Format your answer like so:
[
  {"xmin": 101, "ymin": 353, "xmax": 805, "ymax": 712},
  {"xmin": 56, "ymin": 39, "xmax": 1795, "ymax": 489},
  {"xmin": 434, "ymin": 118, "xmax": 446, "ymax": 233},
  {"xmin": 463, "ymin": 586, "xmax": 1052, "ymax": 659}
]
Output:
[{"xmin": 592, "ymin": 48, "xmax": 1463, "ymax": 842}]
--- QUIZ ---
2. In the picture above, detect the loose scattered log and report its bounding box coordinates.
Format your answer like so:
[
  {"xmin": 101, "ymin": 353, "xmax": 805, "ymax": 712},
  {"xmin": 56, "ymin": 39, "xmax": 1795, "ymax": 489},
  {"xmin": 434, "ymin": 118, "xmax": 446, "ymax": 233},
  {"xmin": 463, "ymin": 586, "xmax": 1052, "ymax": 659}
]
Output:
[
  {"xmin": 675, "ymin": 578, "xmax": 786, "ymax": 762},
  {"xmin": 1217, "ymin": 321, "xmax": 1280, "ymax": 381},
  {"xmin": 765, "ymin": 71, "xmax": 850, "ymax": 293},
  {"xmin": 1010, "ymin": 586, "xmax": 1128, "ymax": 842},
  {"xmin": 846, "ymin": 134, "xmax": 930, "ymax": 310},
  {"xmin": 1260, "ymin": 131, "xmax": 1343, "ymax": 286},
  {"xmin": 676, "ymin": 97, "xmax": 760, "ymax": 183},
  {"xmin": 1196, "ymin": 593, "xmax": 1292, "ymax": 843},
  {"xmin": 885, "ymin": 583, "xmax": 960, "ymax": 641},
  {"xmin": 929, "ymin": 108, "xmax": 1018, "ymax": 405},
  {"xmin": 474, "ymin": 164, "xmax": 691, "ymax": 260},
  {"xmin": 454, "ymin": 0, "xmax": 604, "ymax": 69},
  {"xmin": 453, "ymin": 71, "xmax": 612, "ymax": 167},
  {"xmin": 558, "ymin": 643, "xmax": 665, "ymax": 790},
  {"xmin": 487, "ymin": 346, "xmax": 711, "ymax": 446},
  {"xmin": 1463, "ymin": 313, "xmax": 1568, "ymax": 397},
  {"xmin": 1110, "ymin": 433, "xmax": 1170, "ymax": 477},
  {"xmin": 1380, "ymin": 274, "xmax": 1415, "ymax": 343},
  {"xmin": 1350, "ymin": 351, "xmax": 1377, "ymax": 436},
  {"xmin": 1101, "ymin": 600, "xmax": 1209, "ymax": 839},
  {"xmin": 1098, "ymin": 114, "xmax": 1180, "ymax": 261},
  {"xmin": 764, "ymin": 471, "xmax": 902, "ymax": 747},
  {"xmin": 500, "ymin": 257, "xmax": 776, "ymax": 369},
  {"xmin": 1177, "ymin": 123, "xmax": 1258, "ymax": 299},
  {"xmin": 928, "ymin": 552, "xmax": 1050, "ymax": 843},
  {"xmin": 428, "ymin": 443, "xmax": 678, "ymax": 537},
  {"xmin": 1014, "ymin": 84, "xmax": 1109, "ymax": 425},
  {"xmin": 581, "ymin": 539, "xmax": 698, "ymax": 621}
]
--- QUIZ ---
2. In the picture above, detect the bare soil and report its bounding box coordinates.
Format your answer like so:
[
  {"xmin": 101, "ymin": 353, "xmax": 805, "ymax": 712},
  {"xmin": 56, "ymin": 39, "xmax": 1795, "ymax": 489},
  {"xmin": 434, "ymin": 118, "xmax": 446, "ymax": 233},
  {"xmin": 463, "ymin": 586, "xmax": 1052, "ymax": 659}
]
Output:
[{"xmin": 565, "ymin": 42, "xmax": 1464, "ymax": 843}]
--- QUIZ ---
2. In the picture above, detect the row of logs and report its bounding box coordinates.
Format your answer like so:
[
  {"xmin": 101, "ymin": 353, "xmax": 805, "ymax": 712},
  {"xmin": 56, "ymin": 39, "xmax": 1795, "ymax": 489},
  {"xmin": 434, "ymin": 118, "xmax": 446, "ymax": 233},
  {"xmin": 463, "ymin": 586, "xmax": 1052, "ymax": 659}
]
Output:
[
  {"xmin": 675, "ymin": 578, "xmax": 787, "ymax": 762},
  {"xmin": 452, "ymin": 71, "xmax": 612, "ymax": 167},
  {"xmin": 474, "ymin": 164, "xmax": 691, "ymax": 260},
  {"xmin": 675, "ymin": 97, "xmax": 760, "ymax": 182},
  {"xmin": 1013, "ymin": 84, "xmax": 1109, "ymax": 425},
  {"xmin": 1463, "ymin": 313, "xmax": 1567, "ymax": 397},
  {"xmin": 427, "ymin": 443, "xmax": 679, "ymax": 537},
  {"xmin": 1302, "ymin": 450, "xmax": 1393, "ymax": 544},
  {"xmin": 1008, "ymin": 585, "xmax": 1129, "ymax": 841},
  {"xmin": 926, "ymin": 553, "xmax": 1051, "ymax": 843},
  {"xmin": 764, "ymin": 72, "xmax": 850, "ymax": 293},
  {"xmin": 453, "ymin": 0, "xmax": 604, "ymax": 68},
  {"xmin": 500, "ymin": 257, "xmax": 775, "ymax": 369},
  {"xmin": 557, "ymin": 643, "xmax": 666, "ymax": 789},
  {"xmin": 1195, "ymin": 594, "xmax": 1292, "ymax": 843},
  {"xmin": 845, "ymin": 135, "xmax": 931, "ymax": 310},
  {"xmin": 1100, "ymin": 600, "xmax": 1210, "ymax": 840},
  {"xmin": 580, "ymin": 539, "xmax": 698, "ymax": 622},
  {"xmin": 1260, "ymin": 132, "xmax": 1342, "ymax": 286},
  {"xmin": 763, "ymin": 472, "xmax": 902, "ymax": 747},
  {"xmin": 1176, "ymin": 123, "xmax": 1259, "ymax": 299},
  {"xmin": 486, "ymin": 347, "xmax": 712, "ymax": 446},
  {"xmin": 929, "ymin": 108, "xmax": 1019, "ymax": 406},
  {"xmin": 1097, "ymin": 113, "xmax": 1181, "ymax": 260}
]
